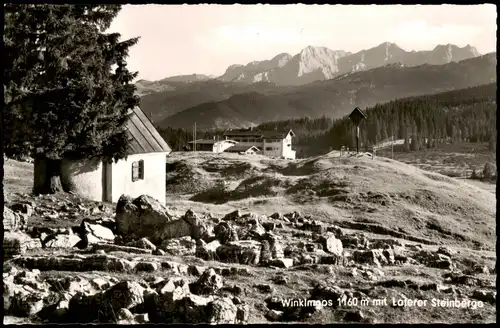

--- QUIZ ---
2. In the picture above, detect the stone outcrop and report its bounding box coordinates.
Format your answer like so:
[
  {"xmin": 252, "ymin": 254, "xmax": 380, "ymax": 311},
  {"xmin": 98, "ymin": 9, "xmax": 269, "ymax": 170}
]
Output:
[
  {"xmin": 216, "ymin": 240, "xmax": 262, "ymax": 265},
  {"xmin": 115, "ymin": 195, "xmax": 210, "ymax": 244},
  {"xmin": 4, "ymin": 206, "xmax": 29, "ymax": 232},
  {"xmin": 115, "ymin": 194, "xmax": 174, "ymax": 244},
  {"xmin": 4, "ymin": 231, "xmax": 42, "ymax": 258}
]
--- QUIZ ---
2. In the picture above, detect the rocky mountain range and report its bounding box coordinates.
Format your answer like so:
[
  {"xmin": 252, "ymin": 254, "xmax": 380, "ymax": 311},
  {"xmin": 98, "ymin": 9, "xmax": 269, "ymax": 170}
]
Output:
[
  {"xmin": 137, "ymin": 43, "xmax": 481, "ymax": 94},
  {"xmin": 145, "ymin": 53, "xmax": 496, "ymax": 130},
  {"xmin": 219, "ymin": 43, "xmax": 481, "ymax": 86}
]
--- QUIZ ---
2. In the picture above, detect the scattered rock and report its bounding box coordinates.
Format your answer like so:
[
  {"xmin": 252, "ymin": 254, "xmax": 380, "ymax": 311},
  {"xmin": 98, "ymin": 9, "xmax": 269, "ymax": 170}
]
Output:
[
  {"xmin": 437, "ymin": 246, "xmax": 455, "ymax": 257},
  {"xmin": 267, "ymin": 309, "xmax": 284, "ymax": 321},
  {"xmin": 214, "ymin": 222, "xmax": 239, "ymax": 244},
  {"xmin": 135, "ymin": 261, "xmax": 161, "ymax": 272},
  {"xmin": 134, "ymin": 313, "xmax": 149, "ymax": 323},
  {"xmin": 273, "ymin": 275, "xmax": 288, "ymax": 285},
  {"xmin": 90, "ymin": 277, "xmax": 111, "ymax": 291},
  {"xmin": 262, "ymin": 222, "xmax": 276, "ymax": 231},
  {"xmin": 195, "ymin": 239, "xmax": 221, "ymax": 261},
  {"xmin": 153, "ymin": 248, "xmax": 166, "ymax": 256},
  {"xmin": 352, "ymin": 249, "xmax": 391, "ymax": 268},
  {"xmin": 82, "ymin": 220, "xmax": 115, "ymax": 243},
  {"xmin": 343, "ymin": 309, "xmax": 366, "ymax": 322},
  {"xmin": 254, "ymin": 284, "xmax": 274, "ymax": 294},
  {"xmin": 216, "ymin": 240, "xmax": 261, "ymax": 265},
  {"xmin": 268, "ymin": 258, "xmax": 294, "ymax": 268},
  {"xmin": 127, "ymin": 237, "xmax": 157, "ymax": 251},
  {"xmin": 3, "ymin": 207, "xmax": 29, "ymax": 232},
  {"xmin": 117, "ymin": 308, "xmax": 135, "ymax": 321},
  {"xmin": 45, "ymin": 234, "xmax": 81, "ymax": 249},
  {"xmin": 244, "ymin": 222, "xmax": 267, "ymax": 240},
  {"xmin": 341, "ymin": 234, "xmax": 370, "ymax": 249},
  {"xmin": 192, "ymin": 268, "xmax": 224, "ymax": 295},
  {"xmin": 207, "ymin": 297, "xmax": 238, "ymax": 324},
  {"xmin": 161, "ymin": 236, "xmax": 197, "ymax": 256},
  {"xmin": 223, "ymin": 210, "xmax": 241, "ymax": 221},
  {"xmin": 4, "ymin": 231, "xmax": 42, "ymax": 258},
  {"xmin": 91, "ymin": 243, "xmax": 153, "ymax": 255},
  {"xmin": 471, "ymin": 290, "xmax": 496, "ymax": 305},
  {"xmin": 269, "ymin": 235, "xmax": 285, "ymax": 259},
  {"xmin": 259, "ymin": 240, "xmax": 272, "ymax": 264}
]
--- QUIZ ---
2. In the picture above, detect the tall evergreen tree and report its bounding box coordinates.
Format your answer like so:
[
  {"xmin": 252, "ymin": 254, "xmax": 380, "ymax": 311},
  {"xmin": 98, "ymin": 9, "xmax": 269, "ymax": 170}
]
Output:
[{"xmin": 4, "ymin": 4, "xmax": 140, "ymax": 194}]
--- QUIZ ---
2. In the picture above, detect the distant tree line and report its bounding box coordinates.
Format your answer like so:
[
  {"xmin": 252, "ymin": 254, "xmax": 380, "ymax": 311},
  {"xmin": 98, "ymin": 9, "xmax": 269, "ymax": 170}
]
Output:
[{"xmin": 157, "ymin": 83, "xmax": 496, "ymax": 157}]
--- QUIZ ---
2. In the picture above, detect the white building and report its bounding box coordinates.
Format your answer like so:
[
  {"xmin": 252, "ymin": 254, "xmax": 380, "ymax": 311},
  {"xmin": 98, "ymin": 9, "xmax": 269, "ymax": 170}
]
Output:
[
  {"xmin": 222, "ymin": 128, "xmax": 296, "ymax": 160},
  {"xmin": 34, "ymin": 107, "xmax": 172, "ymax": 204},
  {"xmin": 187, "ymin": 138, "xmax": 237, "ymax": 153},
  {"xmin": 225, "ymin": 144, "xmax": 260, "ymax": 155}
]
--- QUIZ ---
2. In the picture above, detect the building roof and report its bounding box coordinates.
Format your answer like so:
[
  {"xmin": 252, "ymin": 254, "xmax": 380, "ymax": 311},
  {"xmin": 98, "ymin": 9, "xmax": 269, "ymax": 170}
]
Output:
[
  {"xmin": 226, "ymin": 144, "xmax": 261, "ymax": 152},
  {"xmin": 126, "ymin": 107, "xmax": 172, "ymax": 155},
  {"xmin": 223, "ymin": 128, "xmax": 295, "ymax": 139},
  {"xmin": 188, "ymin": 139, "xmax": 217, "ymax": 145},
  {"xmin": 187, "ymin": 139, "xmax": 238, "ymax": 145}
]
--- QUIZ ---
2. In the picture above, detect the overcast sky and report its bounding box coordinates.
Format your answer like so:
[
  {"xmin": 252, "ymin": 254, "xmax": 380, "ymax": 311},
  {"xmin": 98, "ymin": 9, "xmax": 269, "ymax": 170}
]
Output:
[{"xmin": 107, "ymin": 4, "xmax": 497, "ymax": 81}]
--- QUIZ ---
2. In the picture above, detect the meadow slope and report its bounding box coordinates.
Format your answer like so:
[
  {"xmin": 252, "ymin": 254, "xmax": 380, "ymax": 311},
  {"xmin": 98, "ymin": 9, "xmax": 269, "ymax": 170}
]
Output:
[
  {"xmin": 166, "ymin": 152, "xmax": 496, "ymax": 251},
  {"xmin": 3, "ymin": 153, "xmax": 496, "ymax": 324}
]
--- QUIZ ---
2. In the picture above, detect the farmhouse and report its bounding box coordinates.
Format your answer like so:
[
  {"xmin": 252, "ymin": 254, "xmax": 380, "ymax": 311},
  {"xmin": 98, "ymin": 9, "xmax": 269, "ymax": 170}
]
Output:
[
  {"xmin": 34, "ymin": 107, "xmax": 172, "ymax": 204},
  {"xmin": 187, "ymin": 138, "xmax": 237, "ymax": 153},
  {"xmin": 223, "ymin": 128, "xmax": 296, "ymax": 159}
]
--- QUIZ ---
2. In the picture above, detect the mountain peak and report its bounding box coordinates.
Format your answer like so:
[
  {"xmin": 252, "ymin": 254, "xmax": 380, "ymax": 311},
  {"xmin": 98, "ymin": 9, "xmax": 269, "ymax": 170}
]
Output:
[
  {"xmin": 214, "ymin": 42, "xmax": 481, "ymax": 86},
  {"xmin": 464, "ymin": 44, "xmax": 481, "ymax": 56}
]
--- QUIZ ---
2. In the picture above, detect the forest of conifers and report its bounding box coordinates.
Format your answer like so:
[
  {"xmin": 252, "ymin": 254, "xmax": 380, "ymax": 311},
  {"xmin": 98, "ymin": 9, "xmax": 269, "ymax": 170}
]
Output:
[{"xmin": 157, "ymin": 83, "xmax": 496, "ymax": 157}]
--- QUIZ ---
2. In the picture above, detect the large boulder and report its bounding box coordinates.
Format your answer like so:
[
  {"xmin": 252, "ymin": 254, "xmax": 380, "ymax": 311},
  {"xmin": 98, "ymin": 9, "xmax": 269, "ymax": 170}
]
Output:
[
  {"xmin": 116, "ymin": 196, "xmax": 211, "ymax": 244},
  {"xmin": 115, "ymin": 195, "xmax": 174, "ymax": 244}
]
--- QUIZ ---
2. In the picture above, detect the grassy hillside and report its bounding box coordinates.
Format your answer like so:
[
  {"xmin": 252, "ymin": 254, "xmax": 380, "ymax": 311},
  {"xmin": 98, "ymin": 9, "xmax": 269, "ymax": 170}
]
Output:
[
  {"xmin": 165, "ymin": 152, "xmax": 496, "ymax": 251},
  {"xmin": 3, "ymin": 152, "xmax": 496, "ymax": 324},
  {"xmin": 139, "ymin": 80, "xmax": 294, "ymax": 123}
]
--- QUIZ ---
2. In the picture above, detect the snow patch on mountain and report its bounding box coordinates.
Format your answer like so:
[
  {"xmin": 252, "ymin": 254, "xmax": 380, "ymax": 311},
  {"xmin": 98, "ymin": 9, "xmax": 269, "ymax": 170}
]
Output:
[
  {"xmin": 384, "ymin": 42, "xmax": 393, "ymax": 61},
  {"xmin": 352, "ymin": 62, "xmax": 367, "ymax": 72},
  {"xmin": 445, "ymin": 44, "xmax": 453, "ymax": 63},
  {"xmin": 252, "ymin": 71, "xmax": 269, "ymax": 82},
  {"xmin": 275, "ymin": 53, "xmax": 292, "ymax": 67}
]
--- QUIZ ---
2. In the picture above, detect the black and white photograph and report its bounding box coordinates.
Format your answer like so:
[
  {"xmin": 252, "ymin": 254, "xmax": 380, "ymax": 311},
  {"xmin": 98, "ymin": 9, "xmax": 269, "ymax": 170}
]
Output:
[{"xmin": 3, "ymin": 3, "xmax": 497, "ymax": 324}]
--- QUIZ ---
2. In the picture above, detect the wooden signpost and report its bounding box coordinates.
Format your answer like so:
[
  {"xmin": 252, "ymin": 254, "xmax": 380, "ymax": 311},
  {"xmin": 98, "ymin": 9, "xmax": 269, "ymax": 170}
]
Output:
[{"xmin": 349, "ymin": 107, "xmax": 367, "ymax": 154}]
